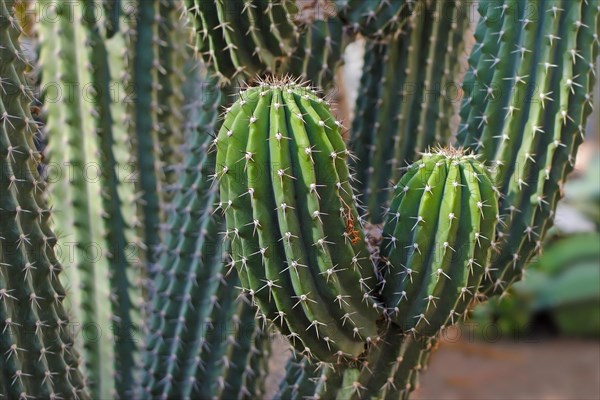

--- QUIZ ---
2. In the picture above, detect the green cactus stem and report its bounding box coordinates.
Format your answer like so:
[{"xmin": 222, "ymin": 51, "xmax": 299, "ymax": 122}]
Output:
[
  {"xmin": 349, "ymin": 0, "xmax": 470, "ymax": 224},
  {"xmin": 287, "ymin": 15, "xmax": 344, "ymax": 91},
  {"xmin": 379, "ymin": 148, "xmax": 498, "ymax": 336},
  {"xmin": 155, "ymin": 0, "xmax": 189, "ymax": 206},
  {"xmin": 38, "ymin": 1, "xmax": 117, "ymax": 396},
  {"xmin": 456, "ymin": 0, "xmax": 600, "ymax": 295},
  {"xmin": 216, "ymin": 78, "xmax": 382, "ymax": 363},
  {"xmin": 0, "ymin": 1, "xmax": 88, "ymax": 397},
  {"xmin": 142, "ymin": 73, "xmax": 271, "ymax": 398},
  {"xmin": 186, "ymin": 0, "xmax": 300, "ymax": 83},
  {"xmin": 335, "ymin": 0, "xmax": 414, "ymax": 38}
]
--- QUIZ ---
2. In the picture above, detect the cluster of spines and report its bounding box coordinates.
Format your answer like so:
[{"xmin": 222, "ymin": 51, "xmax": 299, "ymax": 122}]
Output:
[
  {"xmin": 275, "ymin": 324, "xmax": 435, "ymax": 400},
  {"xmin": 0, "ymin": 1, "xmax": 88, "ymax": 397},
  {"xmin": 349, "ymin": 1, "xmax": 470, "ymax": 224},
  {"xmin": 335, "ymin": 0, "xmax": 415, "ymax": 38},
  {"xmin": 38, "ymin": 1, "xmax": 117, "ymax": 397},
  {"xmin": 215, "ymin": 80, "xmax": 382, "ymax": 363},
  {"xmin": 379, "ymin": 150, "xmax": 498, "ymax": 337},
  {"xmin": 457, "ymin": 0, "xmax": 600, "ymax": 295},
  {"xmin": 185, "ymin": 0, "xmax": 300, "ymax": 83}
]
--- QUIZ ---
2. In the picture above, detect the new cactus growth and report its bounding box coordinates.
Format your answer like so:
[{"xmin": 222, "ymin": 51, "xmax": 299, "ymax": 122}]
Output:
[
  {"xmin": 379, "ymin": 148, "xmax": 498, "ymax": 336},
  {"xmin": 0, "ymin": 1, "xmax": 88, "ymax": 397},
  {"xmin": 216, "ymin": 79, "xmax": 382, "ymax": 362},
  {"xmin": 186, "ymin": 0, "xmax": 300, "ymax": 83}
]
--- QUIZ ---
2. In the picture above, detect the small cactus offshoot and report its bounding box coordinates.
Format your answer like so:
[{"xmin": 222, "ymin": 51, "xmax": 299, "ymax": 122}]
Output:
[{"xmin": 215, "ymin": 78, "xmax": 381, "ymax": 362}]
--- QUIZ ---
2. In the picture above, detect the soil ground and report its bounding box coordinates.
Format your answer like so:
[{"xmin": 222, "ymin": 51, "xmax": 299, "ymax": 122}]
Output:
[{"xmin": 266, "ymin": 337, "xmax": 600, "ymax": 399}]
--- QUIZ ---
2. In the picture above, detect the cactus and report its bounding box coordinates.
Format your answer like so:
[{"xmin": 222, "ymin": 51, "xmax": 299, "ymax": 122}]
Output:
[
  {"xmin": 37, "ymin": 0, "xmax": 143, "ymax": 396},
  {"xmin": 4, "ymin": 0, "xmax": 598, "ymax": 398},
  {"xmin": 335, "ymin": 0, "xmax": 415, "ymax": 38},
  {"xmin": 349, "ymin": 0, "xmax": 470, "ymax": 223},
  {"xmin": 379, "ymin": 148, "xmax": 498, "ymax": 336},
  {"xmin": 185, "ymin": 0, "xmax": 300, "ymax": 83},
  {"xmin": 287, "ymin": 15, "xmax": 344, "ymax": 91},
  {"xmin": 215, "ymin": 79, "xmax": 382, "ymax": 362},
  {"xmin": 457, "ymin": 0, "xmax": 600, "ymax": 295},
  {"xmin": 0, "ymin": 1, "xmax": 88, "ymax": 397},
  {"xmin": 155, "ymin": 0, "xmax": 190, "ymax": 204},
  {"xmin": 141, "ymin": 71, "xmax": 271, "ymax": 398}
]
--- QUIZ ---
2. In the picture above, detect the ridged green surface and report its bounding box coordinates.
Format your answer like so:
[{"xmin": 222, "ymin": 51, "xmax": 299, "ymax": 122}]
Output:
[
  {"xmin": 379, "ymin": 150, "xmax": 498, "ymax": 336},
  {"xmin": 186, "ymin": 0, "xmax": 299, "ymax": 83},
  {"xmin": 287, "ymin": 16, "xmax": 344, "ymax": 91},
  {"xmin": 127, "ymin": 0, "xmax": 165, "ymax": 280},
  {"xmin": 38, "ymin": 1, "xmax": 115, "ymax": 396},
  {"xmin": 142, "ymin": 73, "xmax": 270, "ymax": 398},
  {"xmin": 0, "ymin": 1, "xmax": 88, "ymax": 397},
  {"xmin": 335, "ymin": 0, "xmax": 414, "ymax": 38},
  {"xmin": 156, "ymin": 0, "xmax": 189, "ymax": 207},
  {"xmin": 216, "ymin": 80, "xmax": 382, "ymax": 362},
  {"xmin": 349, "ymin": 1, "xmax": 470, "ymax": 223},
  {"xmin": 457, "ymin": 0, "xmax": 600, "ymax": 295}
]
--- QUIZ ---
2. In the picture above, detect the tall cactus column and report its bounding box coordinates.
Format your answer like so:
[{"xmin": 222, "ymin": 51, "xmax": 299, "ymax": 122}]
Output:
[
  {"xmin": 457, "ymin": 0, "xmax": 600, "ymax": 294},
  {"xmin": 37, "ymin": 0, "xmax": 116, "ymax": 397},
  {"xmin": 0, "ymin": 1, "xmax": 88, "ymax": 397}
]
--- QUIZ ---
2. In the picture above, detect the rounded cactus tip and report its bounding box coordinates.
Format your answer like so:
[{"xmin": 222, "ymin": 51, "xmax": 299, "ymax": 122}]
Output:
[{"xmin": 421, "ymin": 145, "xmax": 479, "ymax": 160}]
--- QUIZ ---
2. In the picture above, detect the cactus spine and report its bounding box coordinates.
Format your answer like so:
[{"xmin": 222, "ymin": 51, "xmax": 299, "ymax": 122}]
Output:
[
  {"xmin": 216, "ymin": 80, "xmax": 382, "ymax": 362},
  {"xmin": 0, "ymin": 1, "xmax": 88, "ymax": 397}
]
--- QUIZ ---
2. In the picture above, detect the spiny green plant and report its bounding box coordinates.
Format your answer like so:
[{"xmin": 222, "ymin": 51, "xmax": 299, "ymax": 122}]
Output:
[
  {"xmin": 0, "ymin": 1, "xmax": 88, "ymax": 397},
  {"xmin": 458, "ymin": 0, "xmax": 599, "ymax": 295},
  {"xmin": 2, "ymin": 0, "xmax": 598, "ymax": 399},
  {"xmin": 335, "ymin": 0, "xmax": 415, "ymax": 38},
  {"xmin": 185, "ymin": 0, "xmax": 300, "ymax": 83},
  {"xmin": 379, "ymin": 149, "xmax": 499, "ymax": 337},
  {"xmin": 349, "ymin": 0, "xmax": 470, "ymax": 223},
  {"xmin": 215, "ymin": 79, "xmax": 382, "ymax": 362}
]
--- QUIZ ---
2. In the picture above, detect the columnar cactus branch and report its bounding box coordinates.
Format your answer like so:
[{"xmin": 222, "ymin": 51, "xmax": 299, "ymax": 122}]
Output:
[{"xmin": 0, "ymin": 1, "xmax": 88, "ymax": 397}]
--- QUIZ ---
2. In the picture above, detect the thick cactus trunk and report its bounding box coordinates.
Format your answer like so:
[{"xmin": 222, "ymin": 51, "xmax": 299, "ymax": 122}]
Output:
[
  {"xmin": 457, "ymin": 0, "xmax": 600, "ymax": 295},
  {"xmin": 38, "ymin": 0, "xmax": 142, "ymax": 396},
  {"xmin": 0, "ymin": 1, "xmax": 88, "ymax": 397}
]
